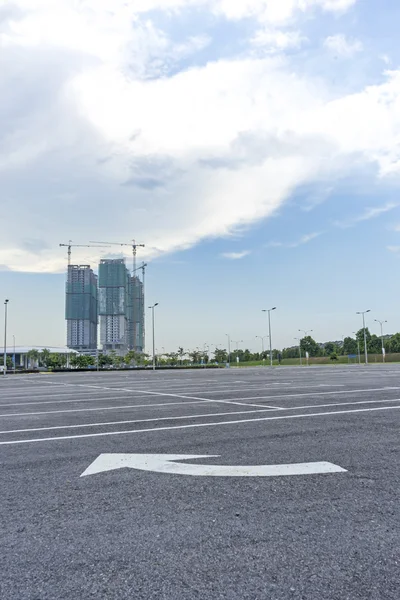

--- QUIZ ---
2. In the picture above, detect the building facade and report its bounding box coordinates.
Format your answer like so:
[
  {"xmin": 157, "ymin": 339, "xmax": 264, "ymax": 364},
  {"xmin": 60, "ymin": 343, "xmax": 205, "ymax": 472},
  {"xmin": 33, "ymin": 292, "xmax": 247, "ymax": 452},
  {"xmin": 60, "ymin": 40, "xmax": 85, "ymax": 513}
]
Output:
[
  {"xmin": 66, "ymin": 265, "xmax": 98, "ymax": 351},
  {"xmin": 130, "ymin": 275, "xmax": 144, "ymax": 352},
  {"xmin": 98, "ymin": 259, "xmax": 132, "ymax": 355}
]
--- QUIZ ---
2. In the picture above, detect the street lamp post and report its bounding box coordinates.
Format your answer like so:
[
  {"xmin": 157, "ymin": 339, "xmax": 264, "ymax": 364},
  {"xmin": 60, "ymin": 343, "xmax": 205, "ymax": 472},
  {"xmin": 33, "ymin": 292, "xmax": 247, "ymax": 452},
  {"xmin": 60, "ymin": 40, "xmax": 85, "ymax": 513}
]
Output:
[
  {"xmin": 149, "ymin": 303, "xmax": 159, "ymax": 371},
  {"xmin": 232, "ymin": 340, "xmax": 243, "ymax": 363},
  {"xmin": 225, "ymin": 334, "xmax": 231, "ymax": 366},
  {"xmin": 256, "ymin": 335, "xmax": 269, "ymax": 362},
  {"xmin": 294, "ymin": 337, "xmax": 302, "ymax": 366},
  {"xmin": 356, "ymin": 310, "xmax": 371, "ymax": 365},
  {"xmin": 374, "ymin": 319, "xmax": 387, "ymax": 363},
  {"xmin": 13, "ymin": 334, "xmax": 16, "ymax": 374},
  {"xmin": 298, "ymin": 329, "xmax": 313, "ymax": 366},
  {"xmin": 3, "ymin": 299, "xmax": 9, "ymax": 376},
  {"xmin": 352, "ymin": 332, "xmax": 361, "ymax": 365},
  {"xmin": 262, "ymin": 307, "xmax": 277, "ymax": 367}
]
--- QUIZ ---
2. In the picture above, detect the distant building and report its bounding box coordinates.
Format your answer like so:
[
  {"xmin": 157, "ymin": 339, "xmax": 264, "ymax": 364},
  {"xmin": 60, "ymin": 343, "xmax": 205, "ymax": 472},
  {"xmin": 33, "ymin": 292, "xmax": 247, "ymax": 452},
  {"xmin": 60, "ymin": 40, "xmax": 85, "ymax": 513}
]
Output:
[
  {"xmin": 98, "ymin": 258, "xmax": 132, "ymax": 355},
  {"xmin": 66, "ymin": 265, "xmax": 98, "ymax": 351}
]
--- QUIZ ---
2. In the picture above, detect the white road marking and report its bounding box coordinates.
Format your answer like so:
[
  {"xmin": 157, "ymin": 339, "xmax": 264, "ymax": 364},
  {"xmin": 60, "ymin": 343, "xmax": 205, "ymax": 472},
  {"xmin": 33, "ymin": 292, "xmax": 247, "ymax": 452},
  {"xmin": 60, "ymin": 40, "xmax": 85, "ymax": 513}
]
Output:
[
  {"xmin": 0, "ymin": 393, "xmax": 172, "ymax": 408},
  {"xmin": 220, "ymin": 387, "xmax": 400, "ymax": 404},
  {"xmin": 0, "ymin": 400, "xmax": 210, "ymax": 418},
  {"xmin": 81, "ymin": 454, "xmax": 346, "ymax": 478},
  {"xmin": 2, "ymin": 397, "xmax": 400, "ymax": 435},
  {"xmin": 1, "ymin": 404, "xmax": 400, "ymax": 445}
]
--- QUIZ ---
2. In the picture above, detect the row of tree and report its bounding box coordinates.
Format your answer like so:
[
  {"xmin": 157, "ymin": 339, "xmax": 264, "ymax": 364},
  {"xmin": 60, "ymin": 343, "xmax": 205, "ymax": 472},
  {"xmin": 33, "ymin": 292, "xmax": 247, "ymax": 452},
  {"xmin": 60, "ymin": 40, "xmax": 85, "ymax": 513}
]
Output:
[{"xmin": 11, "ymin": 328, "xmax": 400, "ymax": 371}]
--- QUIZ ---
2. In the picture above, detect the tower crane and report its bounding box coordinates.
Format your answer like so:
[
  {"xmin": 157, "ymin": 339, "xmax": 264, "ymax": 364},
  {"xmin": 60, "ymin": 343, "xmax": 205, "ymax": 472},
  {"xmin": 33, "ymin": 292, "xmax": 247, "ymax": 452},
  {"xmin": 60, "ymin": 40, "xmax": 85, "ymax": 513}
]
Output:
[
  {"xmin": 89, "ymin": 240, "xmax": 145, "ymax": 275},
  {"xmin": 59, "ymin": 241, "xmax": 111, "ymax": 267}
]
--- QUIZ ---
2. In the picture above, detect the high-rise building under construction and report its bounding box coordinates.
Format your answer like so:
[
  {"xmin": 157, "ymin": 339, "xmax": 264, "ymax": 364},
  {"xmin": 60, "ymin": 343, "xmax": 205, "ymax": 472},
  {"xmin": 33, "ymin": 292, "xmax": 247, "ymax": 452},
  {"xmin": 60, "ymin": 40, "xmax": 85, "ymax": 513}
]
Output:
[
  {"xmin": 98, "ymin": 258, "xmax": 145, "ymax": 355},
  {"xmin": 65, "ymin": 265, "xmax": 98, "ymax": 350},
  {"xmin": 130, "ymin": 275, "xmax": 144, "ymax": 352}
]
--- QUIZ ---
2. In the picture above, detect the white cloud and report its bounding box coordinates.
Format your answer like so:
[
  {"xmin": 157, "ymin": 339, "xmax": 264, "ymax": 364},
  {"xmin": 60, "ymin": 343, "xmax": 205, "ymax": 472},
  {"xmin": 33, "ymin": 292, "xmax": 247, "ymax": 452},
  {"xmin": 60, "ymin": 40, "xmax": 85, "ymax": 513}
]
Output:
[
  {"xmin": 387, "ymin": 246, "xmax": 400, "ymax": 253},
  {"xmin": 251, "ymin": 28, "xmax": 306, "ymax": 51},
  {"xmin": 324, "ymin": 34, "xmax": 363, "ymax": 57},
  {"xmin": 221, "ymin": 250, "xmax": 251, "ymax": 259},
  {"xmin": 2, "ymin": 0, "xmax": 400, "ymax": 274},
  {"xmin": 266, "ymin": 232, "xmax": 323, "ymax": 248},
  {"xmin": 335, "ymin": 202, "xmax": 398, "ymax": 227}
]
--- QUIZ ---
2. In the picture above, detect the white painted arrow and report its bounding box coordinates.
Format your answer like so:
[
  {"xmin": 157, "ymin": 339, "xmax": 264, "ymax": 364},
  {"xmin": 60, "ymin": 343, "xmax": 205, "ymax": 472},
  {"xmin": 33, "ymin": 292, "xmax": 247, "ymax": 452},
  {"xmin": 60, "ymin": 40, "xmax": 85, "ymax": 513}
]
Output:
[{"xmin": 81, "ymin": 454, "xmax": 347, "ymax": 478}]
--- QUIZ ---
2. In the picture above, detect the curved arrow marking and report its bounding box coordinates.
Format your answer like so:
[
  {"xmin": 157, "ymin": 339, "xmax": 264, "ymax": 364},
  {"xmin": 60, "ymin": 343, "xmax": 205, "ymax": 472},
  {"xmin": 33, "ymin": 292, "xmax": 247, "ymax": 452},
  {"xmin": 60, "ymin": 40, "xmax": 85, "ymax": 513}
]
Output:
[{"xmin": 80, "ymin": 454, "xmax": 347, "ymax": 478}]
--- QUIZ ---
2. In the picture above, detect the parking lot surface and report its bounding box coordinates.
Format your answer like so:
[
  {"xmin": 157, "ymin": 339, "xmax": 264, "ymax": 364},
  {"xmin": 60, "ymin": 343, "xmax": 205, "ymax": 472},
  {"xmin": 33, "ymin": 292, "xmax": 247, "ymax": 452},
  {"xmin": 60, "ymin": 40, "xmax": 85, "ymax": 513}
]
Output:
[{"xmin": 1, "ymin": 365, "xmax": 400, "ymax": 599}]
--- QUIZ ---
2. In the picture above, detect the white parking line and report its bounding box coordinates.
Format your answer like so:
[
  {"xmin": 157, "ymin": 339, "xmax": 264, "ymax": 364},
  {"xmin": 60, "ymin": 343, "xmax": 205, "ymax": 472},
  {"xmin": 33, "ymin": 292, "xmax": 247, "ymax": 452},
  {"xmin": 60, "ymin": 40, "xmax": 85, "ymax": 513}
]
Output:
[
  {"xmin": 0, "ymin": 393, "xmax": 174, "ymax": 408},
  {"xmin": 1, "ymin": 404, "xmax": 399, "ymax": 445},
  {"xmin": 0, "ymin": 400, "xmax": 210, "ymax": 418},
  {"xmin": 2, "ymin": 397, "xmax": 400, "ymax": 435}
]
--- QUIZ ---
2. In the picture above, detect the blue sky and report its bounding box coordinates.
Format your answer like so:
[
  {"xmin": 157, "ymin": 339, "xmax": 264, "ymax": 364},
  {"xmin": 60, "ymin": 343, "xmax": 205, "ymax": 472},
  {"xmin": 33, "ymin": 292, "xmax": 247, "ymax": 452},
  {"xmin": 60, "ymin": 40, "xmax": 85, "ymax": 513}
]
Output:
[{"xmin": 1, "ymin": 0, "xmax": 400, "ymax": 352}]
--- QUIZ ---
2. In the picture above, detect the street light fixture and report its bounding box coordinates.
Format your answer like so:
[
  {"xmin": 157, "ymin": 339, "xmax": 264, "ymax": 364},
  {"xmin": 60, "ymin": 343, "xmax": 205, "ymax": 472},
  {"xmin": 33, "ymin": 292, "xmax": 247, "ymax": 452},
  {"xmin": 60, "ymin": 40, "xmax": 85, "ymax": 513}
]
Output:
[
  {"xmin": 3, "ymin": 299, "xmax": 9, "ymax": 376},
  {"xmin": 262, "ymin": 307, "xmax": 277, "ymax": 367},
  {"xmin": 148, "ymin": 303, "xmax": 159, "ymax": 371},
  {"xmin": 356, "ymin": 310, "xmax": 371, "ymax": 365},
  {"xmin": 374, "ymin": 319, "xmax": 387, "ymax": 363},
  {"xmin": 256, "ymin": 335, "xmax": 269, "ymax": 360},
  {"xmin": 298, "ymin": 329, "xmax": 313, "ymax": 337}
]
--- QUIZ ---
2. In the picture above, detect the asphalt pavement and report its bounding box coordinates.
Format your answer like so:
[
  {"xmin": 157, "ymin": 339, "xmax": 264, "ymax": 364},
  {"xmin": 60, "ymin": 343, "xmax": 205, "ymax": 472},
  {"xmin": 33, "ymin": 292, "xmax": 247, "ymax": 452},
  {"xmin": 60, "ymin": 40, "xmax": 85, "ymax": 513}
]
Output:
[{"xmin": 1, "ymin": 365, "xmax": 400, "ymax": 599}]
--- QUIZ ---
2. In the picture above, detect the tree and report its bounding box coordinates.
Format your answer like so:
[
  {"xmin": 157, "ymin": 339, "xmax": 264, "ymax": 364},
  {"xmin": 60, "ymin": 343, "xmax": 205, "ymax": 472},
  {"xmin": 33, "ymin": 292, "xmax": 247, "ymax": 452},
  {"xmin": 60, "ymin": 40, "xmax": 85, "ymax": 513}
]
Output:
[
  {"xmin": 330, "ymin": 352, "xmax": 338, "ymax": 362},
  {"xmin": 177, "ymin": 347, "xmax": 185, "ymax": 364},
  {"xmin": 47, "ymin": 353, "xmax": 67, "ymax": 369},
  {"xmin": 39, "ymin": 348, "xmax": 51, "ymax": 367},
  {"xmin": 214, "ymin": 348, "xmax": 227, "ymax": 363},
  {"xmin": 368, "ymin": 334, "xmax": 382, "ymax": 354},
  {"xmin": 242, "ymin": 349, "xmax": 252, "ymax": 362},
  {"xmin": 342, "ymin": 337, "xmax": 357, "ymax": 356},
  {"xmin": 300, "ymin": 336, "xmax": 319, "ymax": 357},
  {"xmin": 124, "ymin": 350, "xmax": 141, "ymax": 366},
  {"xmin": 356, "ymin": 328, "xmax": 371, "ymax": 352},
  {"xmin": 389, "ymin": 333, "xmax": 400, "ymax": 353},
  {"xmin": 282, "ymin": 346, "xmax": 298, "ymax": 359},
  {"xmin": 324, "ymin": 342, "xmax": 336, "ymax": 355},
  {"xmin": 27, "ymin": 349, "xmax": 40, "ymax": 368},
  {"xmin": 168, "ymin": 352, "xmax": 179, "ymax": 366},
  {"xmin": 189, "ymin": 351, "xmax": 201, "ymax": 364}
]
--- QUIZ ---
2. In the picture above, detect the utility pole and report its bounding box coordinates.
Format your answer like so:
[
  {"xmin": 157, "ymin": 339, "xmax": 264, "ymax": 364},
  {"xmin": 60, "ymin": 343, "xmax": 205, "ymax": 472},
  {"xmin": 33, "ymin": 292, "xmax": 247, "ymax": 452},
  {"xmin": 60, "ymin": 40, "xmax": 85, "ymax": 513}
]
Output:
[
  {"xmin": 374, "ymin": 319, "xmax": 387, "ymax": 363},
  {"xmin": 356, "ymin": 310, "xmax": 371, "ymax": 365},
  {"xmin": 149, "ymin": 303, "xmax": 158, "ymax": 371},
  {"xmin": 262, "ymin": 307, "xmax": 277, "ymax": 367},
  {"xmin": 3, "ymin": 299, "xmax": 9, "ymax": 375}
]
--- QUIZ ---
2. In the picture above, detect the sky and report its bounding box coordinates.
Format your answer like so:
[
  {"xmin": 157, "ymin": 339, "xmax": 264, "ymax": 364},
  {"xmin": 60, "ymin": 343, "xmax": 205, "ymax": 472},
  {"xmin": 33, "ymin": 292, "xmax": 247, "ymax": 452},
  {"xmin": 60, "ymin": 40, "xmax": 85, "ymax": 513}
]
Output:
[{"xmin": 1, "ymin": 0, "xmax": 400, "ymax": 353}]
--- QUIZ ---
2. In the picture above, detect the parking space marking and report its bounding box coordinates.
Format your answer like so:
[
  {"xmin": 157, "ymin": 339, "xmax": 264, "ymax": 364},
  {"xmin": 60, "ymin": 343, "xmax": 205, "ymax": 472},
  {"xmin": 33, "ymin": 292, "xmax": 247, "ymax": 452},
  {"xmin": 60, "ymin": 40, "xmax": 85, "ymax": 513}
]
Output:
[
  {"xmin": 2, "ymin": 397, "xmax": 400, "ymax": 436},
  {"xmin": 0, "ymin": 400, "xmax": 211, "ymax": 418},
  {"xmin": 1, "ymin": 403, "xmax": 400, "ymax": 446}
]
